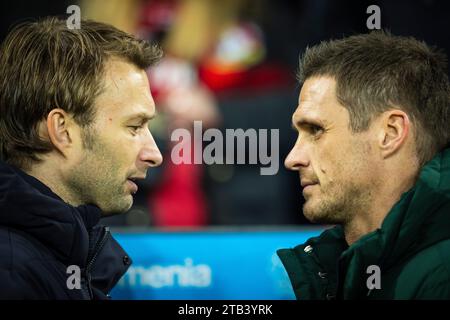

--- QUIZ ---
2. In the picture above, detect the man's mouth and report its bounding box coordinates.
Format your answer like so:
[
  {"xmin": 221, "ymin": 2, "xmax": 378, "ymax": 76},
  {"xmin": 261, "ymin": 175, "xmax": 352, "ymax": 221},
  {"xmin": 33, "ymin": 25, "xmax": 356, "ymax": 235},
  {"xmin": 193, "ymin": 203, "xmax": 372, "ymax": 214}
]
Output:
[
  {"xmin": 300, "ymin": 179, "xmax": 319, "ymax": 196},
  {"xmin": 126, "ymin": 178, "xmax": 140, "ymax": 194},
  {"xmin": 301, "ymin": 180, "xmax": 318, "ymax": 188},
  {"xmin": 302, "ymin": 184, "xmax": 317, "ymax": 192}
]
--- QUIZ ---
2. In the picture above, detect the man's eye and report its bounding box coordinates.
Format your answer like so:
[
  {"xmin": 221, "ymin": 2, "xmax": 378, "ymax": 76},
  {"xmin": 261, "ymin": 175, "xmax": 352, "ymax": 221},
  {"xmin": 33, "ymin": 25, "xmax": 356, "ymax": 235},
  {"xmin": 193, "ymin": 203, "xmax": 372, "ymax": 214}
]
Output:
[
  {"xmin": 309, "ymin": 125, "xmax": 324, "ymax": 136},
  {"xmin": 128, "ymin": 125, "xmax": 142, "ymax": 132}
]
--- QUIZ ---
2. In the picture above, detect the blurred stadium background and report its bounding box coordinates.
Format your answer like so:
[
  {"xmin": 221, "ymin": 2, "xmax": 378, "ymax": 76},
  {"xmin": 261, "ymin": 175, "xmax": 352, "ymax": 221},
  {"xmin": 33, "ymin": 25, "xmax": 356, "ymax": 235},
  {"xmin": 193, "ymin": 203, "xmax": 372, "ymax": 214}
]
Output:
[{"xmin": 1, "ymin": 0, "xmax": 449, "ymax": 299}]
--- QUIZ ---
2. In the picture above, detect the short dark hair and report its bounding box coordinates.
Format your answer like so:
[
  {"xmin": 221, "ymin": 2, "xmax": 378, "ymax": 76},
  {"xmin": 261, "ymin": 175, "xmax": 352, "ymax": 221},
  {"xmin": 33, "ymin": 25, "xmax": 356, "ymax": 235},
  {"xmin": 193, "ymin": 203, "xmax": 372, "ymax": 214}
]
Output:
[
  {"xmin": 0, "ymin": 17, "xmax": 162, "ymax": 170},
  {"xmin": 298, "ymin": 31, "xmax": 450, "ymax": 166}
]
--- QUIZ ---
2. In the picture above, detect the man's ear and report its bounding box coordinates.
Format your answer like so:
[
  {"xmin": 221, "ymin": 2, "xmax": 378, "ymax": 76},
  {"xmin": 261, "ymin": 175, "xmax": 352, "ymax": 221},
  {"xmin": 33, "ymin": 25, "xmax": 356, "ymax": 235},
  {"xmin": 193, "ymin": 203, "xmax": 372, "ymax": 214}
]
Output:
[
  {"xmin": 46, "ymin": 109, "xmax": 73, "ymax": 157},
  {"xmin": 378, "ymin": 110, "xmax": 411, "ymax": 159}
]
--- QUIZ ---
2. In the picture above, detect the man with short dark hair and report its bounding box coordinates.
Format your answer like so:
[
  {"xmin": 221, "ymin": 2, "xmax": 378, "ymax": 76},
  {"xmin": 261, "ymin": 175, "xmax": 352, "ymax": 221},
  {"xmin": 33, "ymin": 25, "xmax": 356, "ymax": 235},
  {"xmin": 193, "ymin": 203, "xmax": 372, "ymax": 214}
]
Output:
[
  {"xmin": 0, "ymin": 18, "xmax": 163, "ymax": 299},
  {"xmin": 278, "ymin": 31, "xmax": 450, "ymax": 299}
]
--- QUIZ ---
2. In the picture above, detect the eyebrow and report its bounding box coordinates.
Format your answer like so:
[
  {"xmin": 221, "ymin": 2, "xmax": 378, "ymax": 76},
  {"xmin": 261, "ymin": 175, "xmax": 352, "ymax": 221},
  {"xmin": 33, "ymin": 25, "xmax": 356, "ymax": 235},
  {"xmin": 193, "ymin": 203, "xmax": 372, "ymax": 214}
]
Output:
[
  {"xmin": 291, "ymin": 117, "xmax": 325, "ymax": 130},
  {"xmin": 125, "ymin": 112, "xmax": 156, "ymax": 122}
]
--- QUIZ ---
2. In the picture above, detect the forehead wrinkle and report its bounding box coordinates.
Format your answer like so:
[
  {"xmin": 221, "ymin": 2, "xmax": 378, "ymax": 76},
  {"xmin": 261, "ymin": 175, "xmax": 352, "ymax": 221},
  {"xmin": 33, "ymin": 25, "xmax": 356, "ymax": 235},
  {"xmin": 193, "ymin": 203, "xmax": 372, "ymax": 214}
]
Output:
[
  {"xmin": 294, "ymin": 99, "xmax": 320, "ymax": 122},
  {"xmin": 110, "ymin": 77, "xmax": 120, "ymax": 91}
]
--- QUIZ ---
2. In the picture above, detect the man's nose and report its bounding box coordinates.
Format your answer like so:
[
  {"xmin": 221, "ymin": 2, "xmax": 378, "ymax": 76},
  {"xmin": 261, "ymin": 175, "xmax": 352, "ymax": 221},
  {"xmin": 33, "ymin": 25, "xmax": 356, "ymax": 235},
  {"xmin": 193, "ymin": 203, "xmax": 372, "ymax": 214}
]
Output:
[
  {"xmin": 284, "ymin": 140, "xmax": 309, "ymax": 171},
  {"xmin": 140, "ymin": 134, "xmax": 163, "ymax": 168}
]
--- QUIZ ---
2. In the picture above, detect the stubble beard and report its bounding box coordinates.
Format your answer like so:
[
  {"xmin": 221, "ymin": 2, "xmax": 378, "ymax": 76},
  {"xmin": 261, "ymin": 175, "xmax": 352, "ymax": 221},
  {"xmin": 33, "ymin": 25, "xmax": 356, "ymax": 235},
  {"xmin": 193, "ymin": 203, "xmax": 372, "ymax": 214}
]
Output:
[
  {"xmin": 65, "ymin": 138, "xmax": 133, "ymax": 216},
  {"xmin": 303, "ymin": 179, "xmax": 370, "ymax": 226}
]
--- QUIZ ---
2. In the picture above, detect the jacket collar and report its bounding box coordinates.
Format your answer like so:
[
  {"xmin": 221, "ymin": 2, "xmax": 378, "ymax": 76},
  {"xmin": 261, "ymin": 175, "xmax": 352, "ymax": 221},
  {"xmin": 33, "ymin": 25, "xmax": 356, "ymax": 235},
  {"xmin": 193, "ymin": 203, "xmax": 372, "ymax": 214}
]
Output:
[
  {"xmin": 340, "ymin": 148, "xmax": 450, "ymax": 298},
  {"xmin": 0, "ymin": 160, "xmax": 101, "ymax": 266},
  {"xmin": 277, "ymin": 226, "xmax": 347, "ymax": 299}
]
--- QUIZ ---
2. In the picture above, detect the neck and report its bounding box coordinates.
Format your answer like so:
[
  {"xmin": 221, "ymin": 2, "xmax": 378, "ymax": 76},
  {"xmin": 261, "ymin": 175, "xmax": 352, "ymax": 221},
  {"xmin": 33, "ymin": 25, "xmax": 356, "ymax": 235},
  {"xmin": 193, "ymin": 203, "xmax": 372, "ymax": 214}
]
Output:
[
  {"xmin": 24, "ymin": 160, "xmax": 82, "ymax": 207},
  {"xmin": 343, "ymin": 168, "xmax": 418, "ymax": 245}
]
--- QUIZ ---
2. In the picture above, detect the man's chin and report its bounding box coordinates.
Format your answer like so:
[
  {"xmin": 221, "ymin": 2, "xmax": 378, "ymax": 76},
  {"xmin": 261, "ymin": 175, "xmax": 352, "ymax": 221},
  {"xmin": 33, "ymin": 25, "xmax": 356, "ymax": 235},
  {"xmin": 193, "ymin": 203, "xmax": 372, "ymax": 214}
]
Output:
[
  {"xmin": 303, "ymin": 209, "xmax": 321, "ymax": 223},
  {"xmin": 303, "ymin": 201, "xmax": 344, "ymax": 225},
  {"xmin": 303, "ymin": 201, "xmax": 332, "ymax": 224},
  {"xmin": 99, "ymin": 196, "xmax": 133, "ymax": 217}
]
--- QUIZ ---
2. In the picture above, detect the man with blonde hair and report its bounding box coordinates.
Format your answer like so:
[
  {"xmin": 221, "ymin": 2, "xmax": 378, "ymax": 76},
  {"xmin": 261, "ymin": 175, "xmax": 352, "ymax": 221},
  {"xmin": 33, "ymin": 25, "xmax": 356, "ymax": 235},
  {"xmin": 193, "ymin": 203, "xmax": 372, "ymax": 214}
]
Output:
[{"xmin": 0, "ymin": 18, "xmax": 163, "ymax": 299}]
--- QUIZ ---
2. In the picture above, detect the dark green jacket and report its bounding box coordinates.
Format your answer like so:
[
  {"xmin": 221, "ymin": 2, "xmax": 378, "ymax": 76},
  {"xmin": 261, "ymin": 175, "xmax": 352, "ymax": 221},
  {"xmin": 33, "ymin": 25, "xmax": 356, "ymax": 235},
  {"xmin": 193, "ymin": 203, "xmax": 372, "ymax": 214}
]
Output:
[{"xmin": 278, "ymin": 148, "xmax": 450, "ymax": 299}]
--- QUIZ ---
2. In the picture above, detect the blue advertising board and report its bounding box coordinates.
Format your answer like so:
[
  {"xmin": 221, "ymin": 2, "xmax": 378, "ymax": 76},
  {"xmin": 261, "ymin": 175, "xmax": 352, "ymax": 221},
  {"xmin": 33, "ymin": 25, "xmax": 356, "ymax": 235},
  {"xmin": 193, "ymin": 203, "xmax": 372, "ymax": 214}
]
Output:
[{"xmin": 110, "ymin": 228, "xmax": 324, "ymax": 300}]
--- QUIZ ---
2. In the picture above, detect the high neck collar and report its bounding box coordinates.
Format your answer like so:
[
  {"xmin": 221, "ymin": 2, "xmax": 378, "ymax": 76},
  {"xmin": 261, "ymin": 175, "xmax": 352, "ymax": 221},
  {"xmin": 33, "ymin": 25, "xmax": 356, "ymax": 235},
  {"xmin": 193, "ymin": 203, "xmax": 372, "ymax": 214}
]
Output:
[{"xmin": 0, "ymin": 160, "xmax": 102, "ymax": 265}]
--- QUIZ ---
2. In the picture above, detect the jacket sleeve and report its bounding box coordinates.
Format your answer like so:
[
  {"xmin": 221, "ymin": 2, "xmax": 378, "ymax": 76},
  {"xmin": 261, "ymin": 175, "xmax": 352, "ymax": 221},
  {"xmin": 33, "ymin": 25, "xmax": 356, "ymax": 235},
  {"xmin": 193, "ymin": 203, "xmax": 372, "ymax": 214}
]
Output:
[{"xmin": 0, "ymin": 268, "xmax": 48, "ymax": 300}]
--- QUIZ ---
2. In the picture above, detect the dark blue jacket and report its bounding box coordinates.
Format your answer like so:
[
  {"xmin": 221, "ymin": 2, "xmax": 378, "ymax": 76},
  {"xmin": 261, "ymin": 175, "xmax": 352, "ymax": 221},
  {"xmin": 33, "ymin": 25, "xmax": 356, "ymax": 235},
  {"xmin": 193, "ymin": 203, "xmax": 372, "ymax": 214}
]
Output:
[{"xmin": 0, "ymin": 161, "xmax": 132, "ymax": 299}]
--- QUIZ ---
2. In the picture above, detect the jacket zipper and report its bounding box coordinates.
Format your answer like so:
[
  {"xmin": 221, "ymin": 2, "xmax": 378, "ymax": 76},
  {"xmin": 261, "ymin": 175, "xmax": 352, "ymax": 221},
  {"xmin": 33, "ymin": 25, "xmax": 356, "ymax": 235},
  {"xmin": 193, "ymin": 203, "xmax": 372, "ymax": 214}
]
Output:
[{"xmin": 84, "ymin": 226, "xmax": 111, "ymax": 299}]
